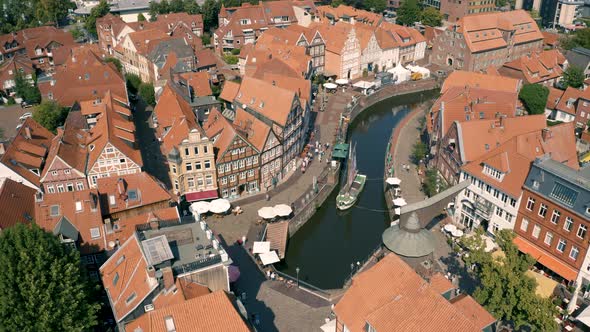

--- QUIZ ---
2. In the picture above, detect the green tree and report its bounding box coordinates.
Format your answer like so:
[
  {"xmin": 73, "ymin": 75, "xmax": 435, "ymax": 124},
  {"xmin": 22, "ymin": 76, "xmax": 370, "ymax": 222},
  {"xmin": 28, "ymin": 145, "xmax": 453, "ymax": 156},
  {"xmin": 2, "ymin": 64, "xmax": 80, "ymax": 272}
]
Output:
[
  {"xmin": 420, "ymin": 7, "xmax": 442, "ymax": 27},
  {"xmin": 201, "ymin": 33, "xmax": 212, "ymax": 45},
  {"xmin": 14, "ymin": 72, "xmax": 41, "ymax": 105},
  {"xmin": 495, "ymin": 0, "xmax": 507, "ymax": 6},
  {"xmin": 0, "ymin": 223, "xmax": 100, "ymax": 331},
  {"xmin": 573, "ymin": 28, "xmax": 590, "ymax": 49},
  {"xmin": 184, "ymin": 0, "xmax": 201, "ymax": 14},
  {"xmin": 125, "ymin": 73, "xmax": 142, "ymax": 94},
  {"xmin": 170, "ymin": 0, "xmax": 185, "ymax": 12},
  {"xmin": 223, "ymin": 54, "xmax": 239, "ymax": 65},
  {"xmin": 202, "ymin": 0, "xmax": 221, "ymax": 31},
  {"xmin": 104, "ymin": 57, "xmax": 122, "ymax": 73},
  {"xmin": 230, "ymin": 48, "xmax": 241, "ymax": 55},
  {"xmin": 519, "ymin": 84, "xmax": 549, "ymax": 115},
  {"xmin": 422, "ymin": 169, "xmax": 442, "ymax": 196},
  {"xmin": 158, "ymin": 0, "xmax": 171, "ymax": 14},
  {"xmin": 563, "ymin": 66, "xmax": 585, "ymax": 89},
  {"xmin": 331, "ymin": 0, "xmax": 344, "ymax": 7},
  {"xmin": 33, "ymin": 101, "xmax": 68, "ymax": 133},
  {"xmin": 139, "ymin": 83, "xmax": 156, "ymax": 106},
  {"xmin": 70, "ymin": 25, "xmax": 85, "ymax": 40},
  {"xmin": 137, "ymin": 13, "xmax": 147, "ymax": 21},
  {"xmin": 463, "ymin": 230, "xmax": 557, "ymax": 331},
  {"xmin": 84, "ymin": 0, "xmax": 110, "ymax": 37},
  {"xmin": 396, "ymin": 0, "xmax": 420, "ymax": 26},
  {"xmin": 0, "ymin": 0, "xmax": 74, "ymax": 33},
  {"xmin": 411, "ymin": 140, "xmax": 427, "ymax": 163},
  {"xmin": 364, "ymin": 0, "xmax": 386, "ymax": 12},
  {"xmin": 148, "ymin": 1, "xmax": 160, "ymax": 21}
]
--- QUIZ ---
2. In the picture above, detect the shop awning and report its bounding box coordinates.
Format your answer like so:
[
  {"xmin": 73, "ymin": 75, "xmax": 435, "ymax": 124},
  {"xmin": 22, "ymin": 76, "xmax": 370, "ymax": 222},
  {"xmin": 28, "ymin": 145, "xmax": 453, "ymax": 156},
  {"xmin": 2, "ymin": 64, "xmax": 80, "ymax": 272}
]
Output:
[
  {"xmin": 513, "ymin": 236, "xmax": 578, "ymax": 281},
  {"xmin": 185, "ymin": 190, "xmax": 218, "ymax": 202}
]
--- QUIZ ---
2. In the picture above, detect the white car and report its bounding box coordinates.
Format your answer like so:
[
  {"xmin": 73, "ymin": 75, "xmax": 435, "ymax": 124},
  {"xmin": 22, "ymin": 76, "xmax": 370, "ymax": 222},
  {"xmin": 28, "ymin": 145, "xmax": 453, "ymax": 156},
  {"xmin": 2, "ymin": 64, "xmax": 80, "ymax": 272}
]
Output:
[
  {"xmin": 16, "ymin": 124, "xmax": 22, "ymax": 130},
  {"xmin": 19, "ymin": 112, "xmax": 32, "ymax": 121}
]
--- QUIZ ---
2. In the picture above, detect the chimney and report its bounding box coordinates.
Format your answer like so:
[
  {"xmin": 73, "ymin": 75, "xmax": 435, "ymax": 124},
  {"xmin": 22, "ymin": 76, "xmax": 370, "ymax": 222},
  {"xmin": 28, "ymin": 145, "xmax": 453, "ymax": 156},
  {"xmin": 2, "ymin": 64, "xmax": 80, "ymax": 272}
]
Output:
[
  {"xmin": 0, "ymin": 143, "xmax": 5, "ymax": 155},
  {"xmin": 499, "ymin": 115, "xmax": 506, "ymax": 128},
  {"xmin": 147, "ymin": 265, "xmax": 156, "ymax": 278},
  {"xmin": 541, "ymin": 128, "xmax": 552, "ymax": 141},
  {"xmin": 149, "ymin": 219, "xmax": 159, "ymax": 230},
  {"xmin": 162, "ymin": 267, "xmax": 174, "ymax": 290},
  {"xmin": 24, "ymin": 126, "xmax": 31, "ymax": 139}
]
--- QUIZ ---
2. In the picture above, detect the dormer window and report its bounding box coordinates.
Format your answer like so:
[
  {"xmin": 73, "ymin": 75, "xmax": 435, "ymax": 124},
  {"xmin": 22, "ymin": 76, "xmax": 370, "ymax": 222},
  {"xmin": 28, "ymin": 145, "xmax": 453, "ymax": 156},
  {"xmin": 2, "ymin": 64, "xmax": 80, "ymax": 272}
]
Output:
[{"xmin": 483, "ymin": 164, "xmax": 503, "ymax": 180}]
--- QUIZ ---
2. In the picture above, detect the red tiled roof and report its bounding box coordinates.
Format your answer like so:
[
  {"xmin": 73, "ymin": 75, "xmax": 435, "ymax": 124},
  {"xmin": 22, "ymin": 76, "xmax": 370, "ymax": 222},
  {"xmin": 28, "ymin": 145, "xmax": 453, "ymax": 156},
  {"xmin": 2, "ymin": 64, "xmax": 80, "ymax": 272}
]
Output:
[
  {"xmin": 442, "ymin": 71, "xmax": 520, "ymax": 93},
  {"xmin": 180, "ymin": 71, "xmax": 212, "ymax": 97},
  {"xmin": 500, "ymin": 50, "xmax": 565, "ymax": 84},
  {"xmin": 0, "ymin": 178, "xmax": 36, "ymax": 230},
  {"xmin": 450, "ymin": 294, "xmax": 497, "ymax": 330},
  {"xmin": 429, "ymin": 273, "xmax": 454, "ymax": 294},
  {"xmin": 234, "ymin": 76, "xmax": 297, "ymax": 126},
  {"xmin": 105, "ymin": 207, "xmax": 180, "ymax": 246},
  {"xmin": 555, "ymin": 86, "xmax": 582, "ymax": 115}
]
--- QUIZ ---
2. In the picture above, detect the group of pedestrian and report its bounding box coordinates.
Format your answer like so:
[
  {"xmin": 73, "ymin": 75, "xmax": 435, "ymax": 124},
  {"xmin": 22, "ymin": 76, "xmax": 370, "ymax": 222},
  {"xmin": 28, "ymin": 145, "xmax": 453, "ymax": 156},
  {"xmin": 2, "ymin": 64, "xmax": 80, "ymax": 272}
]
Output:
[{"xmin": 401, "ymin": 163, "xmax": 411, "ymax": 172}]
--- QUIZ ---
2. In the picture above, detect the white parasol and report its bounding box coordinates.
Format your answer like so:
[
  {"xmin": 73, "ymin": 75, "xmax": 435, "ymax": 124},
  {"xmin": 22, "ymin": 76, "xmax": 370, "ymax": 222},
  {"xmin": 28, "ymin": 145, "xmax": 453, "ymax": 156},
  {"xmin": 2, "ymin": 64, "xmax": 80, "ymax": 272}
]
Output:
[
  {"xmin": 258, "ymin": 207, "xmax": 277, "ymax": 219},
  {"xmin": 252, "ymin": 241, "xmax": 271, "ymax": 254},
  {"xmin": 444, "ymin": 224, "xmax": 457, "ymax": 233},
  {"xmin": 394, "ymin": 207, "xmax": 401, "ymax": 215},
  {"xmin": 386, "ymin": 177, "xmax": 401, "ymax": 185},
  {"xmin": 190, "ymin": 201, "xmax": 211, "ymax": 215},
  {"xmin": 392, "ymin": 198, "xmax": 407, "ymax": 206},
  {"xmin": 451, "ymin": 229, "xmax": 464, "ymax": 237},
  {"xmin": 209, "ymin": 198, "xmax": 231, "ymax": 214},
  {"xmin": 335, "ymin": 78, "xmax": 349, "ymax": 85},
  {"xmin": 323, "ymin": 82, "xmax": 338, "ymax": 89},
  {"xmin": 273, "ymin": 204, "xmax": 293, "ymax": 217},
  {"xmin": 259, "ymin": 250, "xmax": 281, "ymax": 265}
]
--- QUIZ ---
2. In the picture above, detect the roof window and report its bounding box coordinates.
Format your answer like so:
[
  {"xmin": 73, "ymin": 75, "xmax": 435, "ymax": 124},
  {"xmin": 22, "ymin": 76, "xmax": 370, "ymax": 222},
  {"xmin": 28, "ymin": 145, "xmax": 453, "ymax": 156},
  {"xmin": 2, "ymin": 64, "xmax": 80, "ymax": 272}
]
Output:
[
  {"xmin": 165, "ymin": 316, "xmax": 176, "ymax": 332},
  {"xmin": 113, "ymin": 272, "xmax": 119, "ymax": 286},
  {"xmin": 50, "ymin": 205, "xmax": 60, "ymax": 217}
]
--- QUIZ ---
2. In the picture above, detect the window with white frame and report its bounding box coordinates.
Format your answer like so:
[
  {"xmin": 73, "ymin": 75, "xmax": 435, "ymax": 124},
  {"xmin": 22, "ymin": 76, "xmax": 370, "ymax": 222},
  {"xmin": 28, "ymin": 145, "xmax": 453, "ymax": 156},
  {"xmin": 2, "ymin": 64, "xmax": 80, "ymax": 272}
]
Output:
[
  {"xmin": 495, "ymin": 206, "xmax": 503, "ymax": 217},
  {"xmin": 197, "ymin": 176, "xmax": 203, "ymax": 187},
  {"xmin": 76, "ymin": 182, "xmax": 84, "ymax": 191},
  {"xmin": 550, "ymin": 210, "xmax": 560, "ymax": 224},
  {"xmin": 570, "ymin": 246, "xmax": 580, "ymax": 260},
  {"xmin": 57, "ymin": 184, "xmax": 65, "ymax": 193},
  {"xmin": 64, "ymin": 169, "xmax": 71, "ymax": 175},
  {"xmin": 564, "ymin": 217, "xmax": 574, "ymax": 232},
  {"xmin": 204, "ymin": 160, "xmax": 211, "ymax": 169},
  {"xmin": 186, "ymin": 163, "xmax": 193, "ymax": 171},
  {"xmin": 239, "ymin": 159, "xmax": 245, "ymax": 168},
  {"xmin": 205, "ymin": 175, "xmax": 213, "ymax": 185},
  {"xmin": 532, "ymin": 224, "xmax": 541, "ymax": 239},
  {"xmin": 557, "ymin": 239, "xmax": 567, "ymax": 252},
  {"xmin": 240, "ymin": 171, "xmax": 246, "ymax": 179},
  {"xmin": 225, "ymin": 164, "xmax": 231, "ymax": 172},
  {"xmin": 47, "ymin": 185, "xmax": 55, "ymax": 193},
  {"xmin": 253, "ymin": 156, "xmax": 258, "ymax": 164},
  {"xmin": 221, "ymin": 177, "xmax": 228, "ymax": 185},
  {"xmin": 187, "ymin": 177, "xmax": 195, "ymax": 188},
  {"xmin": 246, "ymin": 157, "xmax": 252, "ymax": 166},
  {"xmin": 218, "ymin": 164, "xmax": 224, "ymax": 174},
  {"xmin": 230, "ymin": 174, "xmax": 237, "ymax": 182},
  {"xmin": 544, "ymin": 232, "xmax": 553, "ymax": 246},
  {"xmin": 248, "ymin": 169, "xmax": 255, "ymax": 177},
  {"xmin": 538, "ymin": 203, "xmax": 548, "ymax": 218},
  {"xmin": 51, "ymin": 170, "xmax": 58, "ymax": 176},
  {"xmin": 577, "ymin": 225, "xmax": 587, "ymax": 239},
  {"xmin": 66, "ymin": 183, "xmax": 74, "ymax": 192},
  {"xmin": 172, "ymin": 164, "xmax": 177, "ymax": 174},
  {"xmin": 232, "ymin": 161, "xmax": 238, "ymax": 169},
  {"xmin": 520, "ymin": 218, "xmax": 529, "ymax": 232},
  {"xmin": 526, "ymin": 197, "xmax": 535, "ymax": 211}
]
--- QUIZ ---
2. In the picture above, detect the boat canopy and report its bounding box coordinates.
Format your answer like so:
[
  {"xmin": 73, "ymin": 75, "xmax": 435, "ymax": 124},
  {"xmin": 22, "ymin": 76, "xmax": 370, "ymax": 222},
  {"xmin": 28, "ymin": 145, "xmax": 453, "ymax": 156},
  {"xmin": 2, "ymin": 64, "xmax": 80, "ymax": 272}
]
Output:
[{"xmin": 332, "ymin": 143, "xmax": 349, "ymax": 159}]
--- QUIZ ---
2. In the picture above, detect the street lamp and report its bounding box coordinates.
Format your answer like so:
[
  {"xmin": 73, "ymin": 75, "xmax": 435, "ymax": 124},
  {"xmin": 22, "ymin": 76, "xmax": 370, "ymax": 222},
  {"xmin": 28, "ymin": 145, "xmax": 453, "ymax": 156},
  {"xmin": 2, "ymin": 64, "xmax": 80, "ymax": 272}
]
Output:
[{"xmin": 296, "ymin": 267, "xmax": 300, "ymax": 288}]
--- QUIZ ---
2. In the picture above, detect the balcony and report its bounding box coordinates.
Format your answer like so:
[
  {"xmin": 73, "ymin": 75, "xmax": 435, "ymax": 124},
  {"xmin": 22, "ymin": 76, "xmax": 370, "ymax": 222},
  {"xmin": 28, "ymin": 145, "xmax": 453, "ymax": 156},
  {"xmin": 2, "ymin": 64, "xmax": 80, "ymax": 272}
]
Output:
[{"xmin": 475, "ymin": 196, "xmax": 493, "ymax": 219}]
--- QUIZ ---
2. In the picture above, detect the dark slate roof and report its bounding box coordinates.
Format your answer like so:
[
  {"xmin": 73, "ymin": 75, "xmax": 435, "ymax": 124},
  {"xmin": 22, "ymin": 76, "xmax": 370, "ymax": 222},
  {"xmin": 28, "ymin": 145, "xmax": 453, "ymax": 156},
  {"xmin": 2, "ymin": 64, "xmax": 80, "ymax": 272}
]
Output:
[
  {"xmin": 524, "ymin": 156, "xmax": 590, "ymax": 219},
  {"xmin": 148, "ymin": 38, "xmax": 194, "ymax": 71},
  {"xmin": 566, "ymin": 47, "xmax": 590, "ymax": 70},
  {"xmin": 53, "ymin": 216, "xmax": 79, "ymax": 241}
]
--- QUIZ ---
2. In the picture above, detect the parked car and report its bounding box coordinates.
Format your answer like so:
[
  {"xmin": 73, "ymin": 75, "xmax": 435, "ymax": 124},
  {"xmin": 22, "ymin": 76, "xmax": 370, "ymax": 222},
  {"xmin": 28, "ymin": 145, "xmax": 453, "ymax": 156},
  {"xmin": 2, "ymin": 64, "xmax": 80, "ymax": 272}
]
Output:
[
  {"xmin": 19, "ymin": 112, "xmax": 33, "ymax": 121},
  {"xmin": 21, "ymin": 101, "xmax": 33, "ymax": 109},
  {"xmin": 16, "ymin": 123, "xmax": 22, "ymax": 130}
]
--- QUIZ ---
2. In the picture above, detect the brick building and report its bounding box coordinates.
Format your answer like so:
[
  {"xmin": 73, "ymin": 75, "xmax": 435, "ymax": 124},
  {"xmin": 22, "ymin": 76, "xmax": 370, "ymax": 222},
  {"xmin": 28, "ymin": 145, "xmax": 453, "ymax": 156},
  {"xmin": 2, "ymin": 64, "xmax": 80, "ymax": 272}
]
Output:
[
  {"xmin": 514, "ymin": 157, "xmax": 590, "ymax": 288},
  {"xmin": 440, "ymin": 0, "xmax": 496, "ymax": 23},
  {"xmin": 431, "ymin": 10, "xmax": 544, "ymax": 72}
]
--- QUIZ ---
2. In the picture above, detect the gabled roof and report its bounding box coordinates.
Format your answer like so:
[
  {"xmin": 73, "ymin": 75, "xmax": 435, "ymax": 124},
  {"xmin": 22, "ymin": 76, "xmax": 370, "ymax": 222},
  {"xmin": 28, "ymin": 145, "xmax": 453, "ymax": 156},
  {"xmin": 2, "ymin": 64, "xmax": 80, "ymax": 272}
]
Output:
[
  {"xmin": 555, "ymin": 87, "xmax": 582, "ymax": 115},
  {"xmin": 219, "ymin": 80, "xmax": 241, "ymax": 102},
  {"xmin": 41, "ymin": 110, "xmax": 88, "ymax": 180},
  {"xmin": 0, "ymin": 178, "xmax": 36, "ymax": 230},
  {"xmin": 84, "ymin": 90, "xmax": 142, "ymax": 169},
  {"xmin": 179, "ymin": 71, "xmax": 213, "ymax": 97},
  {"xmin": 203, "ymin": 108, "xmax": 250, "ymax": 162},
  {"xmin": 442, "ymin": 70, "xmax": 520, "ymax": 94},
  {"xmin": 311, "ymin": 23, "xmax": 354, "ymax": 54},
  {"xmin": 234, "ymin": 77, "xmax": 297, "ymax": 126},
  {"xmin": 334, "ymin": 253, "xmax": 487, "ymax": 332},
  {"xmin": 0, "ymin": 26, "xmax": 75, "ymax": 59},
  {"xmin": 317, "ymin": 4, "xmax": 381, "ymax": 26},
  {"xmin": 450, "ymin": 294, "xmax": 497, "ymax": 330},
  {"xmin": 500, "ymin": 49, "xmax": 565, "ymax": 84},
  {"xmin": 99, "ymin": 233, "xmax": 158, "ymax": 322},
  {"xmin": 34, "ymin": 189, "xmax": 104, "ymax": 254},
  {"xmin": 97, "ymin": 172, "xmax": 173, "ymax": 215},
  {"xmin": 124, "ymin": 29, "xmax": 169, "ymax": 56},
  {"xmin": 38, "ymin": 45, "xmax": 128, "ymax": 106},
  {"xmin": 380, "ymin": 22, "xmax": 426, "ymax": 46},
  {"xmin": 0, "ymin": 117, "xmax": 54, "ymax": 188},
  {"xmin": 234, "ymin": 107, "xmax": 271, "ymax": 152},
  {"xmin": 0, "ymin": 55, "xmax": 34, "ymax": 85},
  {"xmin": 124, "ymin": 290, "xmax": 251, "ymax": 332},
  {"xmin": 106, "ymin": 207, "xmax": 180, "ymax": 246},
  {"xmin": 462, "ymin": 122, "xmax": 578, "ymax": 198},
  {"xmin": 252, "ymin": 72, "xmax": 311, "ymax": 105}
]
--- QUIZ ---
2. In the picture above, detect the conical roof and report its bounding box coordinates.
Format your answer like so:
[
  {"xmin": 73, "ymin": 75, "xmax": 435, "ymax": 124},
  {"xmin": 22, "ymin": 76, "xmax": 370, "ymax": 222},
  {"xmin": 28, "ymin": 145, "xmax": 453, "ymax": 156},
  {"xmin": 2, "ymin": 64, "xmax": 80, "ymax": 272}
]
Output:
[{"xmin": 382, "ymin": 212, "xmax": 435, "ymax": 258}]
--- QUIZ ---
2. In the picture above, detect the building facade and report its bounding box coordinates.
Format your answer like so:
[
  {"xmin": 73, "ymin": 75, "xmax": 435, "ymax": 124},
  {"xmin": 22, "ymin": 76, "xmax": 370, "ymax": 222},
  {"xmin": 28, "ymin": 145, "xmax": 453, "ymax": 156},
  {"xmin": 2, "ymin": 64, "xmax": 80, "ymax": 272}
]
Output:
[{"xmin": 440, "ymin": 0, "xmax": 496, "ymax": 23}]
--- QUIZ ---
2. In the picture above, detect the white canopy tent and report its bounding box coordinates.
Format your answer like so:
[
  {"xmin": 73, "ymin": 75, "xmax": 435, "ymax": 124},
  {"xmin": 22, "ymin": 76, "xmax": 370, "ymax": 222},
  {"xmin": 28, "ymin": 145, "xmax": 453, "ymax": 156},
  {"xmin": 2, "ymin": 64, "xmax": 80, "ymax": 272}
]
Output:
[
  {"xmin": 335, "ymin": 78, "xmax": 349, "ymax": 85},
  {"xmin": 577, "ymin": 305, "xmax": 590, "ymax": 327},
  {"xmin": 323, "ymin": 82, "xmax": 337, "ymax": 90},
  {"xmin": 352, "ymin": 80, "xmax": 376, "ymax": 96},
  {"xmin": 388, "ymin": 63, "xmax": 411, "ymax": 83},
  {"xmin": 393, "ymin": 198, "xmax": 407, "ymax": 206},
  {"xmin": 394, "ymin": 208, "xmax": 401, "ymax": 215},
  {"xmin": 259, "ymin": 250, "xmax": 281, "ymax": 265},
  {"xmin": 273, "ymin": 204, "xmax": 292, "ymax": 217},
  {"xmin": 258, "ymin": 207, "xmax": 277, "ymax": 219},
  {"xmin": 252, "ymin": 241, "xmax": 271, "ymax": 254},
  {"xmin": 406, "ymin": 64, "xmax": 431, "ymax": 79},
  {"xmin": 209, "ymin": 198, "xmax": 231, "ymax": 213},
  {"xmin": 320, "ymin": 319, "xmax": 336, "ymax": 332},
  {"xmin": 386, "ymin": 177, "xmax": 401, "ymax": 185},
  {"xmin": 190, "ymin": 201, "xmax": 211, "ymax": 215}
]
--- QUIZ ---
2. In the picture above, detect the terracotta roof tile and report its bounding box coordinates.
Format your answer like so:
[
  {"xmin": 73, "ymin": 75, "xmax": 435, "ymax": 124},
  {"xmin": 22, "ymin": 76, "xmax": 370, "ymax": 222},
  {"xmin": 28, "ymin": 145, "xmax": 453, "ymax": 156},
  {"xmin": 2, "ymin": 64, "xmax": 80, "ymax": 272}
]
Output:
[
  {"xmin": 234, "ymin": 108, "xmax": 271, "ymax": 152},
  {"xmin": 97, "ymin": 172, "xmax": 173, "ymax": 216},
  {"xmin": 450, "ymin": 294, "xmax": 497, "ymax": 330},
  {"xmin": 542, "ymin": 31, "xmax": 559, "ymax": 47},
  {"xmin": 203, "ymin": 108, "xmax": 250, "ymax": 162},
  {"xmin": 0, "ymin": 178, "xmax": 36, "ymax": 230},
  {"xmin": 34, "ymin": 189, "xmax": 104, "ymax": 255},
  {"xmin": 124, "ymin": 290, "xmax": 251, "ymax": 332},
  {"xmin": 334, "ymin": 253, "xmax": 485, "ymax": 332},
  {"xmin": 234, "ymin": 77, "xmax": 296, "ymax": 126},
  {"xmin": 105, "ymin": 207, "xmax": 180, "ymax": 247},
  {"xmin": 555, "ymin": 86, "xmax": 582, "ymax": 115},
  {"xmin": 0, "ymin": 117, "xmax": 54, "ymax": 188},
  {"xmin": 317, "ymin": 5, "xmax": 381, "ymax": 26},
  {"xmin": 429, "ymin": 273, "xmax": 454, "ymax": 294},
  {"xmin": 500, "ymin": 50, "xmax": 565, "ymax": 84},
  {"xmin": 180, "ymin": 71, "xmax": 212, "ymax": 97},
  {"xmin": 546, "ymin": 87, "xmax": 564, "ymax": 110},
  {"xmin": 442, "ymin": 70, "xmax": 520, "ymax": 93},
  {"xmin": 219, "ymin": 81, "xmax": 241, "ymax": 102}
]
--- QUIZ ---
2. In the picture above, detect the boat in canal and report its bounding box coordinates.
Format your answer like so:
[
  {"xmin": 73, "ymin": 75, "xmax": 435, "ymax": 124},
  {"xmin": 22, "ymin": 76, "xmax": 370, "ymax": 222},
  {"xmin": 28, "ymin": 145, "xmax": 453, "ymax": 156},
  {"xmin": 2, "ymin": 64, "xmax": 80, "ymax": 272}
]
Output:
[{"xmin": 336, "ymin": 143, "xmax": 366, "ymax": 210}]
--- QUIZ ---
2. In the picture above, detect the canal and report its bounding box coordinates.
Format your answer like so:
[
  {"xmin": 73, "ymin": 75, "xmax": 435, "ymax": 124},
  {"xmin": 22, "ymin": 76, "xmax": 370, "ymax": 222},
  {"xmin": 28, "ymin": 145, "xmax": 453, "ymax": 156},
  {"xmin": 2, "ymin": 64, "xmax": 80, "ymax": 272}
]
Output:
[{"xmin": 276, "ymin": 90, "xmax": 439, "ymax": 289}]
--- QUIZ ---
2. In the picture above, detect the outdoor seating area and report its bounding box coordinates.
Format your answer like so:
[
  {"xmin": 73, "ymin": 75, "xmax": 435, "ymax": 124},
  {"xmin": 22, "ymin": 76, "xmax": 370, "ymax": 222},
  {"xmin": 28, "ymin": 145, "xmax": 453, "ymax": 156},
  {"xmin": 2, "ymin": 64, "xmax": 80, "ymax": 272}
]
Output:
[{"xmin": 190, "ymin": 198, "xmax": 232, "ymax": 220}]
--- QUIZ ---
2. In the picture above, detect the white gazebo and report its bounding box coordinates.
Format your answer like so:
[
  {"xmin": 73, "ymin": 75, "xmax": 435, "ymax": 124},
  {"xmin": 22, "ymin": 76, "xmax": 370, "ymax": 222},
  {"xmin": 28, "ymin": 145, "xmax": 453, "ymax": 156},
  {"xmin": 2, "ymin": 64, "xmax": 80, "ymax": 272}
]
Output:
[
  {"xmin": 406, "ymin": 64, "xmax": 431, "ymax": 79},
  {"xmin": 388, "ymin": 63, "xmax": 411, "ymax": 83},
  {"xmin": 352, "ymin": 80, "xmax": 375, "ymax": 95}
]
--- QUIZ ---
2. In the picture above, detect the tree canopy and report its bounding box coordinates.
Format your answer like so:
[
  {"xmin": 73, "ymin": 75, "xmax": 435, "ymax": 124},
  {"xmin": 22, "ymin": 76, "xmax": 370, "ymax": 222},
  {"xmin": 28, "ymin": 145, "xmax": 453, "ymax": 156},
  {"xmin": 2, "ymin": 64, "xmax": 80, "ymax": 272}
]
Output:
[
  {"xmin": 411, "ymin": 140, "xmax": 427, "ymax": 163},
  {"xmin": 139, "ymin": 83, "xmax": 156, "ymax": 106},
  {"xmin": 0, "ymin": 0, "xmax": 74, "ymax": 33},
  {"xmin": 519, "ymin": 83, "xmax": 549, "ymax": 115},
  {"xmin": 561, "ymin": 28, "xmax": 590, "ymax": 50},
  {"xmin": 14, "ymin": 72, "xmax": 41, "ymax": 105},
  {"xmin": 33, "ymin": 100, "xmax": 69, "ymax": 133},
  {"xmin": 563, "ymin": 66, "xmax": 585, "ymax": 89},
  {"xmin": 84, "ymin": 0, "xmax": 110, "ymax": 37},
  {"xmin": 125, "ymin": 73, "xmax": 142, "ymax": 95},
  {"xmin": 420, "ymin": 7, "xmax": 442, "ymax": 27},
  {"xmin": 0, "ymin": 223, "xmax": 100, "ymax": 331},
  {"xmin": 461, "ymin": 229, "xmax": 557, "ymax": 331},
  {"xmin": 104, "ymin": 57, "xmax": 122, "ymax": 73},
  {"xmin": 149, "ymin": 0, "xmax": 202, "ymax": 21},
  {"xmin": 202, "ymin": 0, "xmax": 222, "ymax": 31},
  {"xmin": 396, "ymin": 0, "xmax": 420, "ymax": 26},
  {"xmin": 364, "ymin": 0, "xmax": 387, "ymax": 13}
]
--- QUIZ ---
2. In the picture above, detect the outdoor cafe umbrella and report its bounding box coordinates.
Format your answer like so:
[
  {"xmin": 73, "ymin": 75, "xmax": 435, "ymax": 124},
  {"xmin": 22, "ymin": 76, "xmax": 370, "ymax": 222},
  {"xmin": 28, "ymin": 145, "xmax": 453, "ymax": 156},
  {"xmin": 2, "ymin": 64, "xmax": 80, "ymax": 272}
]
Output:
[
  {"xmin": 444, "ymin": 224, "xmax": 457, "ymax": 233},
  {"xmin": 323, "ymin": 82, "xmax": 337, "ymax": 90},
  {"xmin": 335, "ymin": 78, "xmax": 349, "ymax": 85},
  {"xmin": 273, "ymin": 204, "xmax": 293, "ymax": 217},
  {"xmin": 392, "ymin": 198, "xmax": 407, "ymax": 206},
  {"xmin": 258, "ymin": 207, "xmax": 277, "ymax": 219},
  {"xmin": 190, "ymin": 201, "xmax": 211, "ymax": 215},
  {"xmin": 209, "ymin": 198, "xmax": 231, "ymax": 214},
  {"xmin": 228, "ymin": 265, "xmax": 241, "ymax": 283},
  {"xmin": 451, "ymin": 229, "xmax": 464, "ymax": 237},
  {"xmin": 386, "ymin": 177, "xmax": 401, "ymax": 185}
]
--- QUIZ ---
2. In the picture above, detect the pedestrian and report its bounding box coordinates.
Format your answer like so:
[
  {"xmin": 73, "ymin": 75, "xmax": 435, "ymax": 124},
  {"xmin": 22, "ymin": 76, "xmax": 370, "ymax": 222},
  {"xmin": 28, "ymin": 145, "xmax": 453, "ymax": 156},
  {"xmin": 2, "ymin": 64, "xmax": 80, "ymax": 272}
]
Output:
[{"xmin": 265, "ymin": 193, "xmax": 270, "ymax": 201}]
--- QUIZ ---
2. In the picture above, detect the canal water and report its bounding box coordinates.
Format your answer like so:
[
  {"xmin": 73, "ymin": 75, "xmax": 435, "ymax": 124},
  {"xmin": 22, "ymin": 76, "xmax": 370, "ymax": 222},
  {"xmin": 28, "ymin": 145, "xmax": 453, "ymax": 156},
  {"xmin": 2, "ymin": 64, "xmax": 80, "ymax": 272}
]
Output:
[{"xmin": 276, "ymin": 90, "xmax": 438, "ymax": 289}]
